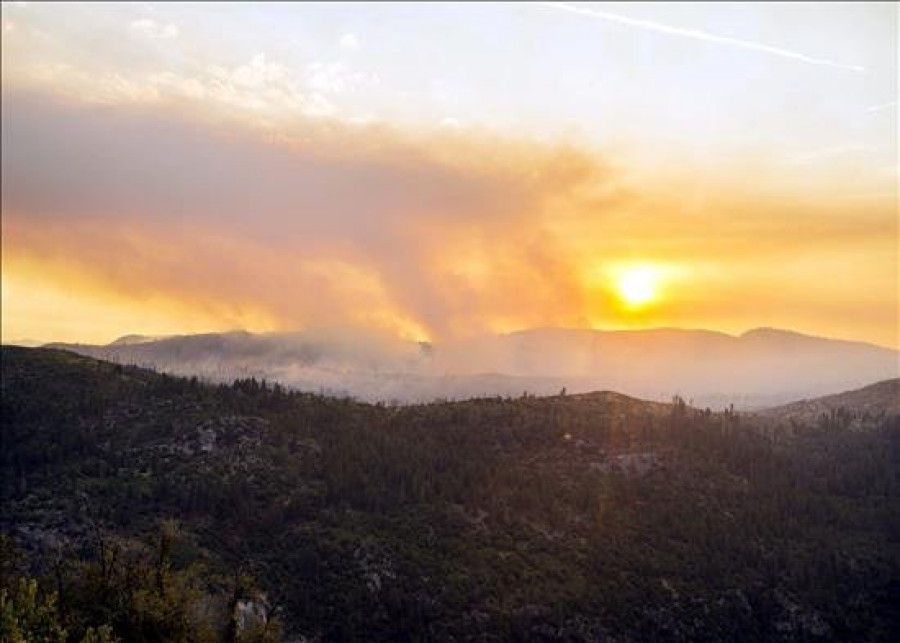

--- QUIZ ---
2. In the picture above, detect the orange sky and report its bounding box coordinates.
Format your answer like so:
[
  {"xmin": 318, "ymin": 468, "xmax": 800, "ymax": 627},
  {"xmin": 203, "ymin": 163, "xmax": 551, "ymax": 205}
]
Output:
[{"xmin": 1, "ymin": 3, "xmax": 897, "ymax": 348}]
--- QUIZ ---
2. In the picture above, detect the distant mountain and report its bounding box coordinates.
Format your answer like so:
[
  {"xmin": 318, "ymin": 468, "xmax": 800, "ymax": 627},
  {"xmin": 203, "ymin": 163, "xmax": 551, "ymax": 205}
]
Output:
[
  {"xmin": 1, "ymin": 338, "xmax": 45, "ymax": 348},
  {"xmin": 758, "ymin": 378, "xmax": 900, "ymax": 428},
  {"xmin": 109, "ymin": 333, "xmax": 170, "ymax": 346},
  {"xmin": 440, "ymin": 327, "xmax": 899, "ymax": 405},
  {"xmin": 46, "ymin": 327, "xmax": 899, "ymax": 408}
]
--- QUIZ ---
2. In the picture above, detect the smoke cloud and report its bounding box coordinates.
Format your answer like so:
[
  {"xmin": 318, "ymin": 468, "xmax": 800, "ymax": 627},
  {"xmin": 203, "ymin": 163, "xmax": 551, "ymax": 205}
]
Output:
[{"xmin": 2, "ymin": 87, "xmax": 896, "ymax": 346}]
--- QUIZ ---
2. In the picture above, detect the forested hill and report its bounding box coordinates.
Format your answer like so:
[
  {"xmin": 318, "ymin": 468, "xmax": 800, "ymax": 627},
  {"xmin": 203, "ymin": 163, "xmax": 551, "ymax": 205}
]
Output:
[
  {"xmin": 759, "ymin": 378, "xmax": 900, "ymax": 428},
  {"xmin": 2, "ymin": 347, "xmax": 899, "ymax": 642}
]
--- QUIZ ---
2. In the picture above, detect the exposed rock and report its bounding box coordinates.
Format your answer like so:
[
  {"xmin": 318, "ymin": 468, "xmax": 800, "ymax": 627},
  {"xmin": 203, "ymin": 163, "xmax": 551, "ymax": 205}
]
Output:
[{"xmin": 234, "ymin": 595, "xmax": 270, "ymax": 633}]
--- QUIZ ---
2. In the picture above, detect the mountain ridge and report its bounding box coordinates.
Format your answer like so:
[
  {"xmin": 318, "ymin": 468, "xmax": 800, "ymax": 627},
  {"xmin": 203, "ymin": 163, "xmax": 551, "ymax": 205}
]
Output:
[
  {"xmin": 758, "ymin": 377, "xmax": 900, "ymax": 427},
  {"xmin": 42, "ymin": 326, "xmax": 898, "ymax": 409}
]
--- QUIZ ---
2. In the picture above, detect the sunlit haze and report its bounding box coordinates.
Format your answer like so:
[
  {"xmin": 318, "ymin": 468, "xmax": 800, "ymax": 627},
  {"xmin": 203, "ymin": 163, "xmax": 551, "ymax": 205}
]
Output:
[{"xmin": 1, "ymin": 2, "xmax": 897, "ymax": 347}]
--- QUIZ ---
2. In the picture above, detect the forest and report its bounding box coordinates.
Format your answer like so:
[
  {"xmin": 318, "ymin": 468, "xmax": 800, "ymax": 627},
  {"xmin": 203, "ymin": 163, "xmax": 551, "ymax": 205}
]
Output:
[{"xmin": 2, "ymin": 346, "xmax": 899, "ymax": 641}]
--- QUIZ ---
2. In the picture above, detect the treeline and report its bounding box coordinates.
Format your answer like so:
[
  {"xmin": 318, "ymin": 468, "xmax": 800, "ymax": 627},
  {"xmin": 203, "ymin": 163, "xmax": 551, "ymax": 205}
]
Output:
[
  {"xmin": 0, "ymin": 525, "xmax": 281, "ymax": 643},
  {"xmin": 2, "ymin": 347, "xmax": 899, "ymax": 641}
]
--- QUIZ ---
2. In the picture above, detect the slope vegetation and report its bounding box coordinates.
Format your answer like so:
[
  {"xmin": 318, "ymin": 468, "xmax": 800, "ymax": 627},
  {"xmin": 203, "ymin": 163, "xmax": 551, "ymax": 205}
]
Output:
[{"xmin": 2, "ymin": 347, "xmax": 899, "ymax": 641}]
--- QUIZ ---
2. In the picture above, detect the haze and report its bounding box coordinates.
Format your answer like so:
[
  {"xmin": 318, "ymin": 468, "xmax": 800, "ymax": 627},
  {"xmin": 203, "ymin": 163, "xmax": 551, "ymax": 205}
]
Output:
[{"xmin": 1, "ymin": 2, "xmax": 897, "ymax": 349}]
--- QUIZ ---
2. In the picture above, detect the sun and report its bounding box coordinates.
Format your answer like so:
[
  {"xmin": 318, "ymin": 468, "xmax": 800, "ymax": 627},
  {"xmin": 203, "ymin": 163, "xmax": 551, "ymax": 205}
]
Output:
[{"xmin": 616, "ymin": 266, "xmax": 661, "ymax": 308}]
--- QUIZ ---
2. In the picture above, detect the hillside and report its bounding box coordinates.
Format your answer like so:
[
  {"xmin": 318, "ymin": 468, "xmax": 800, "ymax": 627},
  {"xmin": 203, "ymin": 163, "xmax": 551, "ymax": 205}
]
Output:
[
  {"xmin": 2, "ymin": 347, "xmax": 899, "ymax": 641},
  {"xmin": 759, "ymin": 378, "xmax": 900, "ymax": 429},
  {"xmin": 45, "ymin": 327, "xmax": 900, "ymax": 408}
]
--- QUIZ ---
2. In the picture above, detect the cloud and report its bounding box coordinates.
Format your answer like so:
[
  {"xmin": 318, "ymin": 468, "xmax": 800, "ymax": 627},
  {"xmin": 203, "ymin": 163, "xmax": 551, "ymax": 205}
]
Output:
[
  {"xmin": 1, "ymin": 87, "xmax": 894, "ymax": 346},
  {"xmin": 538, "ymin": 2, "xmax": 866, "ymax": 73},
  {"xmin": 199, "ymin": 53, "xmax": 337, "ymax": 116},
  {"xmin": 787, "ymin": 144, "xmax": 879, "ymax": 166},
  {"xmin": 339, "ymin": 33, "xmax": 361, "ymax": 51},
  {"xmin": 130, "ymin": 18, "xmax": 179, "ymax": 40},
  {"xmin": 1, "ymin": 90, "xmax": 551, "ymax": 232},
  {"xmin": 304, "ymin": 60, "xmax": 375, "ymax": 95},
  {"xmin": 866, "ymin": 101, "xmax": 897, "ymax": 114},
  {"xmin": 1, "ymin": 88, "xmax": 613, "ymax": 339},
  {"xmin": 7, "ymin": 52, "xmax": 382, "ymax": 123}
]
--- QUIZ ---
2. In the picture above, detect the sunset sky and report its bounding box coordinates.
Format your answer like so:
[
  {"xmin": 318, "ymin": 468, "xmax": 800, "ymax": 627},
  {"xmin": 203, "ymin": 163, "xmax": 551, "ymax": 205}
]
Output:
[{"xmin": 1, "ymin": 2, "xmax": 897, "ymax": 347}]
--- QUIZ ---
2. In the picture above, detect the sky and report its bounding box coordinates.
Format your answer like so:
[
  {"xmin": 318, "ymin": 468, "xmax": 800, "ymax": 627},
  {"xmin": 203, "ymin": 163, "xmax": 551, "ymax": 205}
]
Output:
[{"xmin": 1, "ymin": 1, "xmax": 897, "ymax": 347}]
